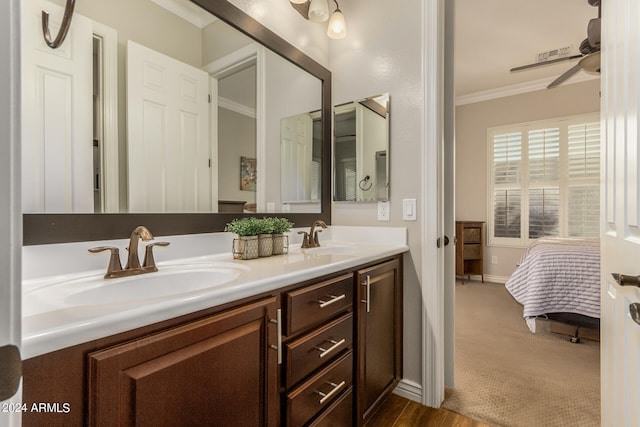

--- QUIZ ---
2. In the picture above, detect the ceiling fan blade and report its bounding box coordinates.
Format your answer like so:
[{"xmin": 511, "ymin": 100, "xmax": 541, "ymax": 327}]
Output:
[
  {"xmin": 547, "ymin": 63, "xmax": 583, "ymax": 89},
  {"xmin": 510, "ymin": 54, "xmax": 583, "ymax": 72}
]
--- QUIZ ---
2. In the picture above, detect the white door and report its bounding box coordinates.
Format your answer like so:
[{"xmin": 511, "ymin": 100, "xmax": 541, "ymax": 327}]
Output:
[
  {"xmin": 600, "ymin": 1, "xmax": 640, "ymax": 425},
  {"xmin": 127, "ymin": 41, "xmax": 211, "ymax": 213},
  {"xmin": 1, "ymin": 1, "xmax": 22, "ymax": 425},
  {"xmin": 21, "ymin": 0, "xmax": 94, "ymax": 213},
  {"xmin": 280, "ymin": 113, "xmax": 313, "ymax": 203}
]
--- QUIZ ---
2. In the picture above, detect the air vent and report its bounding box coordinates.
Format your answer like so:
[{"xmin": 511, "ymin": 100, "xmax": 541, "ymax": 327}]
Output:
[{"xmin": 535, "ymin": 46, "xmax": 573, "ymax": 63}]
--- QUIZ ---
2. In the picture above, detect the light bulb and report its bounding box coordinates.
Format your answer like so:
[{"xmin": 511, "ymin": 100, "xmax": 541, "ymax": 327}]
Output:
[
  {"xmin": 327, "ymin": 9, "xmax": 346, "ymax": 39},
  {"xmin": 290, "ymin": 0, "xmax": 307, "ymax": 4},
  {"xmin": 308, "ymin": 0, "xmax": 329, "ymax": 22}
]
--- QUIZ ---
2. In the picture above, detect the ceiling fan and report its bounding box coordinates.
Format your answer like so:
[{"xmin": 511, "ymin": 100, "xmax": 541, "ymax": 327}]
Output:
[{"xmin": 510, "ymin": 0, "xmax": 601, "ymax": 89}]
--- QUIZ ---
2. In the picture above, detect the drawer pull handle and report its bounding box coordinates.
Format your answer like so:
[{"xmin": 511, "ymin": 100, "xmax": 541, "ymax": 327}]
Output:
[
  {"xmin": 315, "ymin": 338, "xmax": 346, "ymax": 358},
  {"xmin": 314, "ymin": 380, "xmax": 346, "ymax": 405},
  {"xmin": 317, "ymin": 294, "xmax": 346, "ymax": 308},
  {"xmin": 268, "ymin": 309, "xmax": 282, "ymax": 365}
]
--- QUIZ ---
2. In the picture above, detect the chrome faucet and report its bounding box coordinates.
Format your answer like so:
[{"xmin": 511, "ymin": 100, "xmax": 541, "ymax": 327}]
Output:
[
  {"xmin": 299, "ymin": 220, "xmax": 327, "ymax": 248},
  {"xmin": 89, "ymin": 226, "xmax": 170, "ymax": 279}
]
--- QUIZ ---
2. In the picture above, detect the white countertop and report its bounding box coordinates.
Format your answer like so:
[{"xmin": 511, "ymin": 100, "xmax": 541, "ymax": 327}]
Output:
[{"xmin": 22, "ymin": 226, "xmax": 408, "ymax": 359}]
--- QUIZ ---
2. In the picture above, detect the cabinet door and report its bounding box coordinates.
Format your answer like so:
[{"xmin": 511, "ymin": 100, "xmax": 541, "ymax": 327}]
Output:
[
  {"xmin": 87, "ymin": 296, "xmax": 280, "ymax": 427},
  {"xmin": 356, "ymin": 258, "xmax": 403, "ymax": 425}
]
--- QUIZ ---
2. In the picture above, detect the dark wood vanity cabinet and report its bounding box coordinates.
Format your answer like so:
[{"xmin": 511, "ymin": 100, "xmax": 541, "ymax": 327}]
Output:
[
  {"xmin": 86, "ymin": 296, "xmax": 280, "ymax": 427},
  {"xmin": 356, "ymin": 258, "xmax": 403, "ymax": 425},
  {"xmin": 282, "ymin": 273, "xmax": 355, "ymax": 426},
  {"xmin": 22, "ymin": 255, "xmax": 403, "ymax": 427}
]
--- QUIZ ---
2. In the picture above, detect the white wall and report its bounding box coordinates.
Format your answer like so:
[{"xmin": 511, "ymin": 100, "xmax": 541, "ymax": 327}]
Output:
[
  {"xmin": 228, "ymin": 0, "xmax": 329, "ymax": 68},
  {"xmin": 455, "ymin": 79, "xmax": 601, "ymax": 282},
  {"xmin": 218, "ymin": 108, "xmax": 256, "ymax": 203},
  {"xmin": 329, "ymin": 0, "xmax": 426, "ymax": 394}
]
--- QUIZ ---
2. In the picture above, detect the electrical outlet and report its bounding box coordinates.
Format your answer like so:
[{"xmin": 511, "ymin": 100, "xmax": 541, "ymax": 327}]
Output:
[
  {"xmin": 491, "ymin": 256, "xmax": 498, "ymax": 265},
  {"xmin": 377, "ymin": 201, "xmax": 390, "ymax": 221}
]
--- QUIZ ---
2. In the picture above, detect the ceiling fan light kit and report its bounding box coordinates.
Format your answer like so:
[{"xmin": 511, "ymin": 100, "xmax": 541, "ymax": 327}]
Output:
[{"xmin": 510, "ymin": 0, "xmax": 602, "ymax": 89}]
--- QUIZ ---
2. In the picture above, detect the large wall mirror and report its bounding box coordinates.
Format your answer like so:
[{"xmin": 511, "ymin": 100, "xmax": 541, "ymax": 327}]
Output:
[
  {"xmin": 23, "ymin": 0, "xmax": 331, "ymax": 244},
  {"xmin": 334, "ymin": 94, "xmax": 389, "ymax": 202}
]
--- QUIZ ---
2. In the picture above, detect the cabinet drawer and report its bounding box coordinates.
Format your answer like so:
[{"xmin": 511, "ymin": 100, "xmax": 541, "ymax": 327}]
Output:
[
  {"xmin": 464, "ymin": 227, "xmax": 481, "ymax": 242},
  {"xmin": 463, "ymin": 243, "xmax": 481, "ymax": 259},
  {"xmin": 285, "ymin": 312, "xmax": 353, "ymax": 388},
  {"xmin": 309, "ymin": 386, "xmax": 353, "ymax": 427},
  {"xmin": 285, "ymin": 273, "xmax": 353, "ymax": 336},
  {"xmin": 286, "ymin": 351, "xmax": 353, "ymax": 427}
]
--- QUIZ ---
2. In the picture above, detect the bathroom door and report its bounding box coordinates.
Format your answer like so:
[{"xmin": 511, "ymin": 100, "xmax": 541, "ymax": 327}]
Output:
[
  {"xmin": 600, "ymin": 0, "xmax": 640, "ymax": 424},
  {"xmin": 21, "ymin": 0, "xmax": 94, "ymax": 213},
  {"xmin": 1, "ymin": 0, "xmax": 22, "ymax": 425},
  {"xmin": 280, "ymin": 112, "xmax": 313, "ymax": 203},
  {"xmin": 127, "ymin": 41, "xmax": 211, "ymax": 213}
]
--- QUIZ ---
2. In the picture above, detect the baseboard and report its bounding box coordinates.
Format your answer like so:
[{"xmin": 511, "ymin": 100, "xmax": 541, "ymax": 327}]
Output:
[
  {"xmin": 484, "ymin": 274, "xmax": 509, "ymax": 284},
  {"xmin": 393, "ymin": 379, "xmax": 423, "ymax": 403}
]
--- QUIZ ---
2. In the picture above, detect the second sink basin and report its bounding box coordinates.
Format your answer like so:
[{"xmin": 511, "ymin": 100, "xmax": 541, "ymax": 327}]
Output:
[{"xmin": 24, "ymin": 262, "xmax": 248, "ymax": 317}]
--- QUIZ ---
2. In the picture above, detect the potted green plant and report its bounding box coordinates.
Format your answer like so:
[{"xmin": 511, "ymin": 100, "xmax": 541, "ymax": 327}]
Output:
[
  {"xmin": 270, "ymin": 217, "xmax": 293, "ymax": 255},
  {"xmin": 257, "ymin": 217, "xmax": 275, "ymax": 257},
  {"xmin": 225, "ymin": 218, "xmax": 261, "ymax": 259}
]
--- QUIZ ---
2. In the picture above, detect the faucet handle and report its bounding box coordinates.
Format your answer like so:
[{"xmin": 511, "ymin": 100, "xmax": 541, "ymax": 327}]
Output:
[
  {"xmin": 143, "ymin": 241, "xmax": 170, "ymax": 270},
  {"xmin": 88, "ymin": 246, "xmax": 123, "ymax": 278},
  {"xmin": 313, "ymin": 229, "xmax": 323, "ymax": 246},
  {"xmin": 297, "ymin": 231, "xmax": 311, "ymax": 248}
]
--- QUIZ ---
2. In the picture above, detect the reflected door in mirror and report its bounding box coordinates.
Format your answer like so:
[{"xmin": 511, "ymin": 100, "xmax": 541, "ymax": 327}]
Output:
[{"xmin": 333, "ymin": 94, "xmax": 389, "ymax": 202}]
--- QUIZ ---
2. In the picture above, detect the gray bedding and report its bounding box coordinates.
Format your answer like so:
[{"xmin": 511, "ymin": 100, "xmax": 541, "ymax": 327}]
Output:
[{"xmin": 505, "ymin": 238, "xmax": 600, "ymax": 332}]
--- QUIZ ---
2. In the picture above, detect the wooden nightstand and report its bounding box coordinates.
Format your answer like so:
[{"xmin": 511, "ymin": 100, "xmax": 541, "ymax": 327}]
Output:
[{"xmin": 455, "ymin": 221, "xmax": 484, "ymax": 284}]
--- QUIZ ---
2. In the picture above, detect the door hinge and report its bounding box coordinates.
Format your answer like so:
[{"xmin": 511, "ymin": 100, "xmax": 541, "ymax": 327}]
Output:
[
  {"xmin": 208, "ymin": 94, "xmax": 211, "ymax": 103},
  {"xmin": 208, "ymin": 159, "xmax": 212, "ymax": 168}
]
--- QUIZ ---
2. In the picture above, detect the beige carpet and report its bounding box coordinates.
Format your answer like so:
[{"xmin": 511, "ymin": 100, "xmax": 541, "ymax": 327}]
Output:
[{"xmin": 441, "ymin": 281, "xmax": 600, "ymax": 427}]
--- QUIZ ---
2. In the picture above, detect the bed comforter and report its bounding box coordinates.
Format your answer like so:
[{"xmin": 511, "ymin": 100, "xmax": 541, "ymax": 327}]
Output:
[{"xmin": 505, "ymin": 237, "xmax": 600, "ymax": 333}]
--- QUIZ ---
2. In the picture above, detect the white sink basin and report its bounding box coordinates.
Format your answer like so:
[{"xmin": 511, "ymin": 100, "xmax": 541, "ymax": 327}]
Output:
[{"xmin": 24, "ymin": 262, "xmax": 248, "ymax": 317}]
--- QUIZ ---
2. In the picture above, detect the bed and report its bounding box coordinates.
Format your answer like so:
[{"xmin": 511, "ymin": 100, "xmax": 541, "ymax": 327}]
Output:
[{"xmin": 505, "ymin": 237, "xmax": 600, "ymax": 335}]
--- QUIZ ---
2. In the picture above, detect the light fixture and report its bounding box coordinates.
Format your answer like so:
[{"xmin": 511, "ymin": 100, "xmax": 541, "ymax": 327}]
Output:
[
  {"xmin": 326, "ymin": 0, "xmax": 346, "ymax": 39},
  {"xmin": 289, "ymin": 0, "xmax": 347, "ymax": 39},
  {"xmin": 308, "ymin": 0, "xmax": 330, "ymax": 22}
]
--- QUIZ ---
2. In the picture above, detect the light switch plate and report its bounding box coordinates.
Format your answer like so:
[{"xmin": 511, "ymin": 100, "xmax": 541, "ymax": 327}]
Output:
[
  {"xmin": 266, "ymin": 202, "xmax": 275, "ymax": 213},
  {"xmin": 402, "ymin": 199, "xmax": 417, "ymax": 221},
  {"xmin": 377, "ymin": 201, "xmax": 390, "ymax": 221}
]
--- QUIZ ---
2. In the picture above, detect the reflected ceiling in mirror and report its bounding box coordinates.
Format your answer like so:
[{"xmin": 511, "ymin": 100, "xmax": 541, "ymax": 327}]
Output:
[
  {"xmin": 22, "ymin": 0, "xmax": 322, "ymax": 215},
  {"xmin": 333, "ymin": 93, "xmax": 390, "ymax": 202}
]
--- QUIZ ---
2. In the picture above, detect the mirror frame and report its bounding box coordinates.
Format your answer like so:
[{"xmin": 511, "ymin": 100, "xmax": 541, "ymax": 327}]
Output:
[{"xmin": 23, "ymin": 0, "xmax": 331, "ymax": 245}]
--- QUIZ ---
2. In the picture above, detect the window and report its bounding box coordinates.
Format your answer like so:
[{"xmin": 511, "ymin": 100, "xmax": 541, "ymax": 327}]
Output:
[{"xmin": 487, "ymin": 114, "xmax": 600, "ymax": 247}]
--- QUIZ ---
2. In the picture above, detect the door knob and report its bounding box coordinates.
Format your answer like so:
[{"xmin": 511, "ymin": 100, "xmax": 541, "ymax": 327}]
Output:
[
  {"xmin": 437, "ymin": 236, "xmax": 451, "ymax": 248},
  {"xmin": 612, "ymin": 273, "xmax": 640, "ymax": 287}
]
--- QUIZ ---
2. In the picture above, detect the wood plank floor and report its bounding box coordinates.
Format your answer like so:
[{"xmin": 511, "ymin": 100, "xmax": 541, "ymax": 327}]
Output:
[{"xmin": 365, "ymin": 393, "xmax": 490, "ymax": 427}]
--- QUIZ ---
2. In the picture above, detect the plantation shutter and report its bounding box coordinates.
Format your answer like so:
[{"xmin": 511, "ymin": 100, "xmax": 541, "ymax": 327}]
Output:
[
  {"xmin": 528, "ymin": 128, "xmax": 560, "ymax": 238},
  {"xmin": 567, "ymin": 122, "xmax": 600, "ymax": 237},
  {"xmin": 492, "ymin": 132, "xmax": 522, "ymax": 238}
]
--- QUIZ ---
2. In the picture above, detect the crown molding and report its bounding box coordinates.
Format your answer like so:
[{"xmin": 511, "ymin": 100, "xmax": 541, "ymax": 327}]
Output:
[
  {"xmin": 218, "ymin": 96, "xmax": 256, "ymax": 118},
  {"xmin": 455, "ymin": 73, "xmax": 599, "ymax": 106}
]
